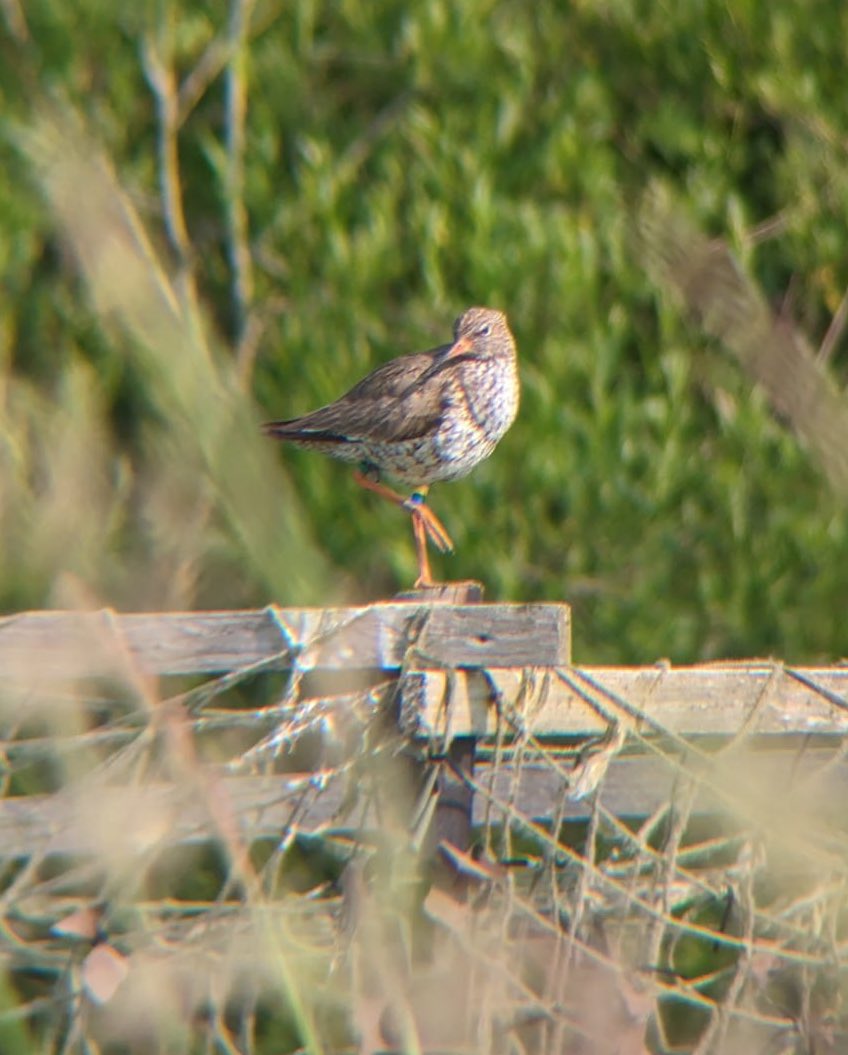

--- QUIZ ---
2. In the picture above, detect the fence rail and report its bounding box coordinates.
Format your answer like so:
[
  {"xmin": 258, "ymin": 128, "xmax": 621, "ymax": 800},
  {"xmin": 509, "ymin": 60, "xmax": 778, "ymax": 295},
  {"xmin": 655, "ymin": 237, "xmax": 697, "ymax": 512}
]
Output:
[{"xmin": 0, "ymin": 603, "xmax": 571, "ymax": 676}]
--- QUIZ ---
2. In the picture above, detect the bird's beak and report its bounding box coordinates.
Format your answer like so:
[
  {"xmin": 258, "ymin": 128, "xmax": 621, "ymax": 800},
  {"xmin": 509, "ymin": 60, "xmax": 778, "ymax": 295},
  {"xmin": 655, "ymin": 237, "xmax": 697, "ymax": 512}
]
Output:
[{"xmin": 446, "ymin": 335, "xmax": 472, "ymax": 358}]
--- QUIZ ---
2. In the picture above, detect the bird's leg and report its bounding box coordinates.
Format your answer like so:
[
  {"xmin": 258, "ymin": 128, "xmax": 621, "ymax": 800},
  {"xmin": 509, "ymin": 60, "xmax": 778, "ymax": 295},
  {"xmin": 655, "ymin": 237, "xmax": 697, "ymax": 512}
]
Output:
[
  {"xmin": 403, "ymin": 490, "xmax": 454, "ymax": 553},
  {"xmin": 411, "ymin": 511, "xmax": 433, "ymax": 587},
  {"xmin": 352, "ymin": 471, "xmax": 454, "ymax": 552},
  {"xmin": 352, "ymin": 472, "xmax": 455, "ymax": 593}
]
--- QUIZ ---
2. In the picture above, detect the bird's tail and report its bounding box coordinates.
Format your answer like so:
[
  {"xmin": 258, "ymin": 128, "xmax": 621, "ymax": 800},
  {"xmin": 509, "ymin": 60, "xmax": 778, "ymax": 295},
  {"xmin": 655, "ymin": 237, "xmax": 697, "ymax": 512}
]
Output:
[
  {"xmin": 262, "ymin": 419, "xmax": 348, "ymax": 445},
  {"xmin": 261, "ymin": 419, "xmax": 295, "ymax": 438}
]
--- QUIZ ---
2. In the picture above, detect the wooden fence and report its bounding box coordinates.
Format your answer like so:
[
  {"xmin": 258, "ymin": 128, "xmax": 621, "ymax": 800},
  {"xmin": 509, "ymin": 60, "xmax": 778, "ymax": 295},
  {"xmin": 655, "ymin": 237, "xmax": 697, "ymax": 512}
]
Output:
[
  {"xmin": 4, "ymin": 601, "xmax": 848, "ymax": 857},
  {"xmin": 5, "ymin": 600, "xmax": 848, "ymax": 1051}
]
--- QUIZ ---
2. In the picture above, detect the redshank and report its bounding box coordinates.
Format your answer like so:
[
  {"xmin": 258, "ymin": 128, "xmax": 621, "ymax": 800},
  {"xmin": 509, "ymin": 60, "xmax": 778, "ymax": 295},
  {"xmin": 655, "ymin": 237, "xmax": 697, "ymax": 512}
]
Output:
[{"xmin": 263, "ymin": 307, "xmax": 519, "ymax": 586}]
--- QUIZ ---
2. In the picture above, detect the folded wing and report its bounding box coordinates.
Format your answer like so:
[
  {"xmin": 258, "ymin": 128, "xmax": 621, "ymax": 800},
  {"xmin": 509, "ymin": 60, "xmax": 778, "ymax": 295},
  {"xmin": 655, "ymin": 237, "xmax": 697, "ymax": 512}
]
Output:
[{"xmin": 263, "ymin": 345, "xmax": 453, "ymax": 445}]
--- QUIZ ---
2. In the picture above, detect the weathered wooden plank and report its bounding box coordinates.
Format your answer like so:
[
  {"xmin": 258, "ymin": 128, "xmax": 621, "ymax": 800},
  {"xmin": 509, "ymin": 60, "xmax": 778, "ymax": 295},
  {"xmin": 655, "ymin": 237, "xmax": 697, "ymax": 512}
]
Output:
[
  {"xmin": 476, "ymin": 747, "xmax": 848, "ymax": 824},
  {"xmin": 0, "ymin": 604, "xmax": 571, "ymax": 678},
  {"xmin": 2, "ymin": 746, "xmax": 844, "ymax": 858},
  {"xmin": 0, "ymin": 774, "xmax": 350, "ymax": 858},
  {"xmin": 403, "ymin": 665, "xmax": 848, "ymax": 736}
]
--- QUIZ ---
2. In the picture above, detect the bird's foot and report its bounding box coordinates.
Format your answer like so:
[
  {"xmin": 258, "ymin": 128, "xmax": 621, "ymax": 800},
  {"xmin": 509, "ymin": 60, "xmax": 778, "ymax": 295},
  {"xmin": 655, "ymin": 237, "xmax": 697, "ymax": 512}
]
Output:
[{"xmin": 403, "ymin": 493, "xmax": 454, "ymax": 554}]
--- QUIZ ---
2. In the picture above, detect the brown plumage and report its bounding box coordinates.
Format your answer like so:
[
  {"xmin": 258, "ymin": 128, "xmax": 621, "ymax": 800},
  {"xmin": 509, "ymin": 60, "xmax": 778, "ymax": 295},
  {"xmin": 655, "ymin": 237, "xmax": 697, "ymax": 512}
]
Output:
[{"xmin": 264, "ymin": 306, "xmax": 519, "ymax": 585}]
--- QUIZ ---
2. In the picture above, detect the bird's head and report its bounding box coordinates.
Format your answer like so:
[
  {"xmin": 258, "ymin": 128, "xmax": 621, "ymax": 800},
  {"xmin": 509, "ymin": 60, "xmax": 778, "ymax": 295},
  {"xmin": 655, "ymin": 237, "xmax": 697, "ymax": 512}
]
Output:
[{"xmin": 449, "ymin": 306, "xmax": 514, "ymax": 360}]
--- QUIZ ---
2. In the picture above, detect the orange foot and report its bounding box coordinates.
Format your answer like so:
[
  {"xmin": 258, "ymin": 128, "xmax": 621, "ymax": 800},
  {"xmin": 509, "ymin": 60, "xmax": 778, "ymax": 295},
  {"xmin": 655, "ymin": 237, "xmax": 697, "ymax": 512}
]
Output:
[{"xmin": 402, "ymin": 494, "xmax": 454, "ymax": 553}]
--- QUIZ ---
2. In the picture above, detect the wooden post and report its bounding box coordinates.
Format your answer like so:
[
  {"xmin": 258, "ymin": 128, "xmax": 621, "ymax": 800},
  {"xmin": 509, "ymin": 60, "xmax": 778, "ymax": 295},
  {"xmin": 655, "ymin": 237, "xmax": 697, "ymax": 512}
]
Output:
[
  {"xmin": 395, "ymin": 582, "xmax": 485, "ymax": 892},
  {"xmin": 393, "ymin": 581, "xmax": 485, "ymax": 605}
]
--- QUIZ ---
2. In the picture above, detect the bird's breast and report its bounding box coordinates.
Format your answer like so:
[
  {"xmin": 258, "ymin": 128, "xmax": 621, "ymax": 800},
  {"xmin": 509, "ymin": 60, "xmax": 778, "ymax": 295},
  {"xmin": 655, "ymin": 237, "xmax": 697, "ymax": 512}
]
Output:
[
  {"xmin": 457, "ymin": 357, "xmax": 519, "ymax": 440},
  {"xmin": 426, "ymin": 357, "xmax": 519, "ymax": 482}
]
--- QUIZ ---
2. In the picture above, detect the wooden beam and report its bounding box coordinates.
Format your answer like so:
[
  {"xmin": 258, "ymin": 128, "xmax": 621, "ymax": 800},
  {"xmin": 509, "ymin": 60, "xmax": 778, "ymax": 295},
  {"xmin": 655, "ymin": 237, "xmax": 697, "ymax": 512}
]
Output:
[
  {"xmin": 403, "ymin": 664, "xmax": 848, "ymax": 736},
  {"xmin": 0, "ymin": 604, "xmax": 571, "ymax": 679},
  {"xmin": 2, "ymin": 746, "xmax": 845, "ymax": 859}
]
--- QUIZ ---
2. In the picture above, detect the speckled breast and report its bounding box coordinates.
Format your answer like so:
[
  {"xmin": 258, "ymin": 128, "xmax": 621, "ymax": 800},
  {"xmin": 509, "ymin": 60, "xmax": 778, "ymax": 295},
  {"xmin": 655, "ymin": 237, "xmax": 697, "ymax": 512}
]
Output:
[{"xmin": 428, "ymin": 355, "xmax": 520, "ymax": 484}]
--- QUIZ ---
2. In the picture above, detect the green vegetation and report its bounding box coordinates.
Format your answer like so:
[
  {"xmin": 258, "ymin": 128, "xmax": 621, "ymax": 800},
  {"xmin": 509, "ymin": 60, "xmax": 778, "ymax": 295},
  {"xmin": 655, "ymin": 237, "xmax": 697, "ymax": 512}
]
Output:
[{"xmin": 3, "ymin": 1, "xmax": 848, "ymax": 661}]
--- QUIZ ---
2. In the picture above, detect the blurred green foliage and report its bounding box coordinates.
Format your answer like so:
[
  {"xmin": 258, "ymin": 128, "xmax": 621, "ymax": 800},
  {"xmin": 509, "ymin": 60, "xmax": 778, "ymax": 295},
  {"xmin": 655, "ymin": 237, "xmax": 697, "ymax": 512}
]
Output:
[{"xmin": 2, "ymin": 0, "xmax": 848, "ymax": 662}]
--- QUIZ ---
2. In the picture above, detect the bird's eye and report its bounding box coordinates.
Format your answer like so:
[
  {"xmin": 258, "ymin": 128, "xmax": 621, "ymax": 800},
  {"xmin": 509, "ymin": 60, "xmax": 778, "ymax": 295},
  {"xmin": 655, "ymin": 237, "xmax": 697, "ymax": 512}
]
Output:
[{"xmin": 476, "ymin": 323, "xmax": 492, "ymax": 338}]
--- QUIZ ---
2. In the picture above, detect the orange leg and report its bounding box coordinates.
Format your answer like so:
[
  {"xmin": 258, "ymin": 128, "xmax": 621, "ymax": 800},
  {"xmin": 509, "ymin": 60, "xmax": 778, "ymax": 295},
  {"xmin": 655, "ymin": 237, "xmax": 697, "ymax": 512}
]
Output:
[
  {"xmin": 402, "ymin": 493, "xmax": 454, "ymax": 553},
  {"xmin": 353, "ymin": 471, "xmax": 454, "ymax": 584},
  {"xmin": 411, "ymin": 512, "xmax": 433, "ymax": 587}
]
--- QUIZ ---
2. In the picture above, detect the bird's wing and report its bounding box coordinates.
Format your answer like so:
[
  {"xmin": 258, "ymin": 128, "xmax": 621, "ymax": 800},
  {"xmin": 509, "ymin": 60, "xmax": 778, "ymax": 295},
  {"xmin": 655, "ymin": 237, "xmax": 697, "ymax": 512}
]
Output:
[{"xmin": 265, "ymin": 346, "xmax": 454, "ymax": 444}]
